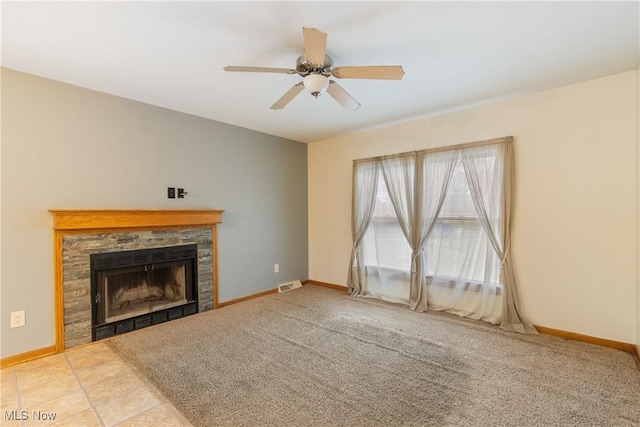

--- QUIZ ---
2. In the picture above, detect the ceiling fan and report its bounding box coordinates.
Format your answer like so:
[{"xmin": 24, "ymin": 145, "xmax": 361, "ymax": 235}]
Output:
[{"xmin": 224, "ymin": 27, "xmax": 405, "ymax": 111}]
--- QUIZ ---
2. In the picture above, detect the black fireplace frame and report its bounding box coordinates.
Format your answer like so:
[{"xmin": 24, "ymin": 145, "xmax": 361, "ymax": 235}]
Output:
[{"xmin": 90, "ymin": 244, "xmax": 199, "ymax": 341}]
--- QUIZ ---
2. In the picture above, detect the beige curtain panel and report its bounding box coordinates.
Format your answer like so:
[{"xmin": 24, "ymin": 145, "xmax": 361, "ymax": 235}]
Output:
[{"xmin": 347, "ymin": 160, "xmax": 380, "ymax": 296}]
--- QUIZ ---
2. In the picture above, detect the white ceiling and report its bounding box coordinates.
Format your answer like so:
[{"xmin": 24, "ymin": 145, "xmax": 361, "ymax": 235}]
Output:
[{"xmin": 2, "ymin": 1, "xmax": 638, "ymax": 143}]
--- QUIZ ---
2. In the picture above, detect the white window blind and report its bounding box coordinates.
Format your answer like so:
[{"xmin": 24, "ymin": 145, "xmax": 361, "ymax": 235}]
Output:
[
  {"xmin": 363, "ymin": 174, "xmax": 411, "ymax": 273},
  {"xmin": 426, "ymin": 161, "xmax": 498, "ymax": 284}
]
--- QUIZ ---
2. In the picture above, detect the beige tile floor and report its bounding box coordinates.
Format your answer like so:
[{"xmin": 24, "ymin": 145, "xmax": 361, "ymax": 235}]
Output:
[{"xmin": 1, "ymin": 343, "xmax": 192, "ymax": 426}]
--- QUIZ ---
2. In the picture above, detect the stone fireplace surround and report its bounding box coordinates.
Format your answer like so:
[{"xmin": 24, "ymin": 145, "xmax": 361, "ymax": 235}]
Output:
[{"xmin": 50, "ymin": 210, "xmax": 223, "ymax": 352}]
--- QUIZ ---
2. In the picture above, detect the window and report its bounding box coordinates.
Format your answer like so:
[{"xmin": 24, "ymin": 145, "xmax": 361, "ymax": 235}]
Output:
[
  {"xmin": 426, "ymin": 160, "xmax": 499, "ymax": 287},
  {"xmin": 357, "ymin": 150, "xmax": 501, "ymax": 322},
  {"xmin": 349, "ymin": 137, "xmax": 534, "ymax": 332},
  {"xmin": 364, "ymin": 174, "xmax": 411, "ymax": 275}
]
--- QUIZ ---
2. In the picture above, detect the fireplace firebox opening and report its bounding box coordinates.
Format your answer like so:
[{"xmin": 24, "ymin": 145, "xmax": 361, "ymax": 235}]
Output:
[{"xmin": 90, "ymin": 244, "xmax": 198, "ymax": 341}]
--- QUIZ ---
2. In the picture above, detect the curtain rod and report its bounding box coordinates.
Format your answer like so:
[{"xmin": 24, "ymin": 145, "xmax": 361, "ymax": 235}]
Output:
[{"xmin": 353, "ymin": 136, "xmax": 514, "ymax": 164}]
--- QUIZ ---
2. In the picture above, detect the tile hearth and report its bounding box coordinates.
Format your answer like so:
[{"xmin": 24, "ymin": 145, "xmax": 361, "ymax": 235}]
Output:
[{"xmin": 1, "ymin": 342, "xmax": 191, "ymax": 426}]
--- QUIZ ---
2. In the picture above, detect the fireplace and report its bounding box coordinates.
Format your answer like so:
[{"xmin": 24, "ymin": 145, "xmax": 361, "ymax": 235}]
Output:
[
  {"xmin": 91, "ymin": 244, "xmax": 198, "ymax": 341},
  {"xmin": 50, "ymin": 209, "xmax": 223, "ymax": 351}
]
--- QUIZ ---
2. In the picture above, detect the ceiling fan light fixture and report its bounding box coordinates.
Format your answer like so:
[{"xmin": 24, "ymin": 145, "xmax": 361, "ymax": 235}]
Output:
[
  {"xmin": 224, "ymin": 27, "xmax": 404, "ymax": 110},
  {"xmin": 303, "ymin": 74, "xmax": 329, "ymax": 97}
]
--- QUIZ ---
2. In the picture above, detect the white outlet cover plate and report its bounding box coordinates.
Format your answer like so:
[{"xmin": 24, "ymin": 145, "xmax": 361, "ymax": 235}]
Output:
[{"xmin": 10, "ymin": 310, "xmax": 25, "ymax": 328}]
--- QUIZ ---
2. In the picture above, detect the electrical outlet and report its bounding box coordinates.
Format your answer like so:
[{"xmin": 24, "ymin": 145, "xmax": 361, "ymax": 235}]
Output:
[
  {"xmin": 167, "ymin": 187, "xmax": 176, "ymax": 199},
  {"xmin": 274, "ymin": 264, "xmax": 280, "ymax": 273},
  {"xmin": 10, "ymin": 311, "xmax": 25, "ymax": 328}
]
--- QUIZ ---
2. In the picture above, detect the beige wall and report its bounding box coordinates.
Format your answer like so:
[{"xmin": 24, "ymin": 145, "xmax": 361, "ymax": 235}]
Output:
[
  {"xmin": 637, "ymin": 66, "xmax": 640, "ymax": 351},
  {"xmin": 308, "ymin": 70, "xmax": 638, "ymax": 344}
]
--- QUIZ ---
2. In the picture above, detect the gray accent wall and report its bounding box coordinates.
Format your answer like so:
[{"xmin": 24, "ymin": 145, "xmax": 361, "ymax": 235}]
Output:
[{"xmin": 1, "ymin": 68, "xmax": 308, "ymax": 358}]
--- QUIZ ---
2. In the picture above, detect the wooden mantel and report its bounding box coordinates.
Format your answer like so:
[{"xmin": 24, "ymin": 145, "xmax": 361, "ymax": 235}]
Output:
[
  {"xmin": 49, "ymin": 209, "xmax": 224, "ymax": 231},
  {"xmin": 49, "ymin": 209, "xmax": 224, "ymax": 353}
]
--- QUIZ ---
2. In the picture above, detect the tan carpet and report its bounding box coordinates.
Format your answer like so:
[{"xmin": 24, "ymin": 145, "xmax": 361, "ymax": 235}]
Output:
[{"xmin": 109, "ymin": 285, "xmax": 640, "ymax": 426}]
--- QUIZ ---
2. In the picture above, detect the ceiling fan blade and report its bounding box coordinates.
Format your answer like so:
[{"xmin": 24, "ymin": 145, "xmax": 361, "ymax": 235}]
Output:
[
  {"xmin": 224, "ymin": 66, "xmax": 296, "ymax": 74},
  {"xmin": 270, "ymin": 82, "xmax": 304, "ymax": 110},
  {"xmin": 332, "ymin": 66, "xmax": 405, "ymax": 80},
  {"xmin": 302, "ymin": 27, "xmax": 327, "ymax": 66},
  {"xmin": 326, "ymin": 80, "xmax": 361, "ymax": 111}
]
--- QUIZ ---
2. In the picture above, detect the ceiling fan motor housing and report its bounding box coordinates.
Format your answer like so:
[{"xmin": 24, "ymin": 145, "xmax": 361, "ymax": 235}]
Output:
[{"xmin": 296, "ymin": 54, "xmax": 333, "ymax": 77}]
